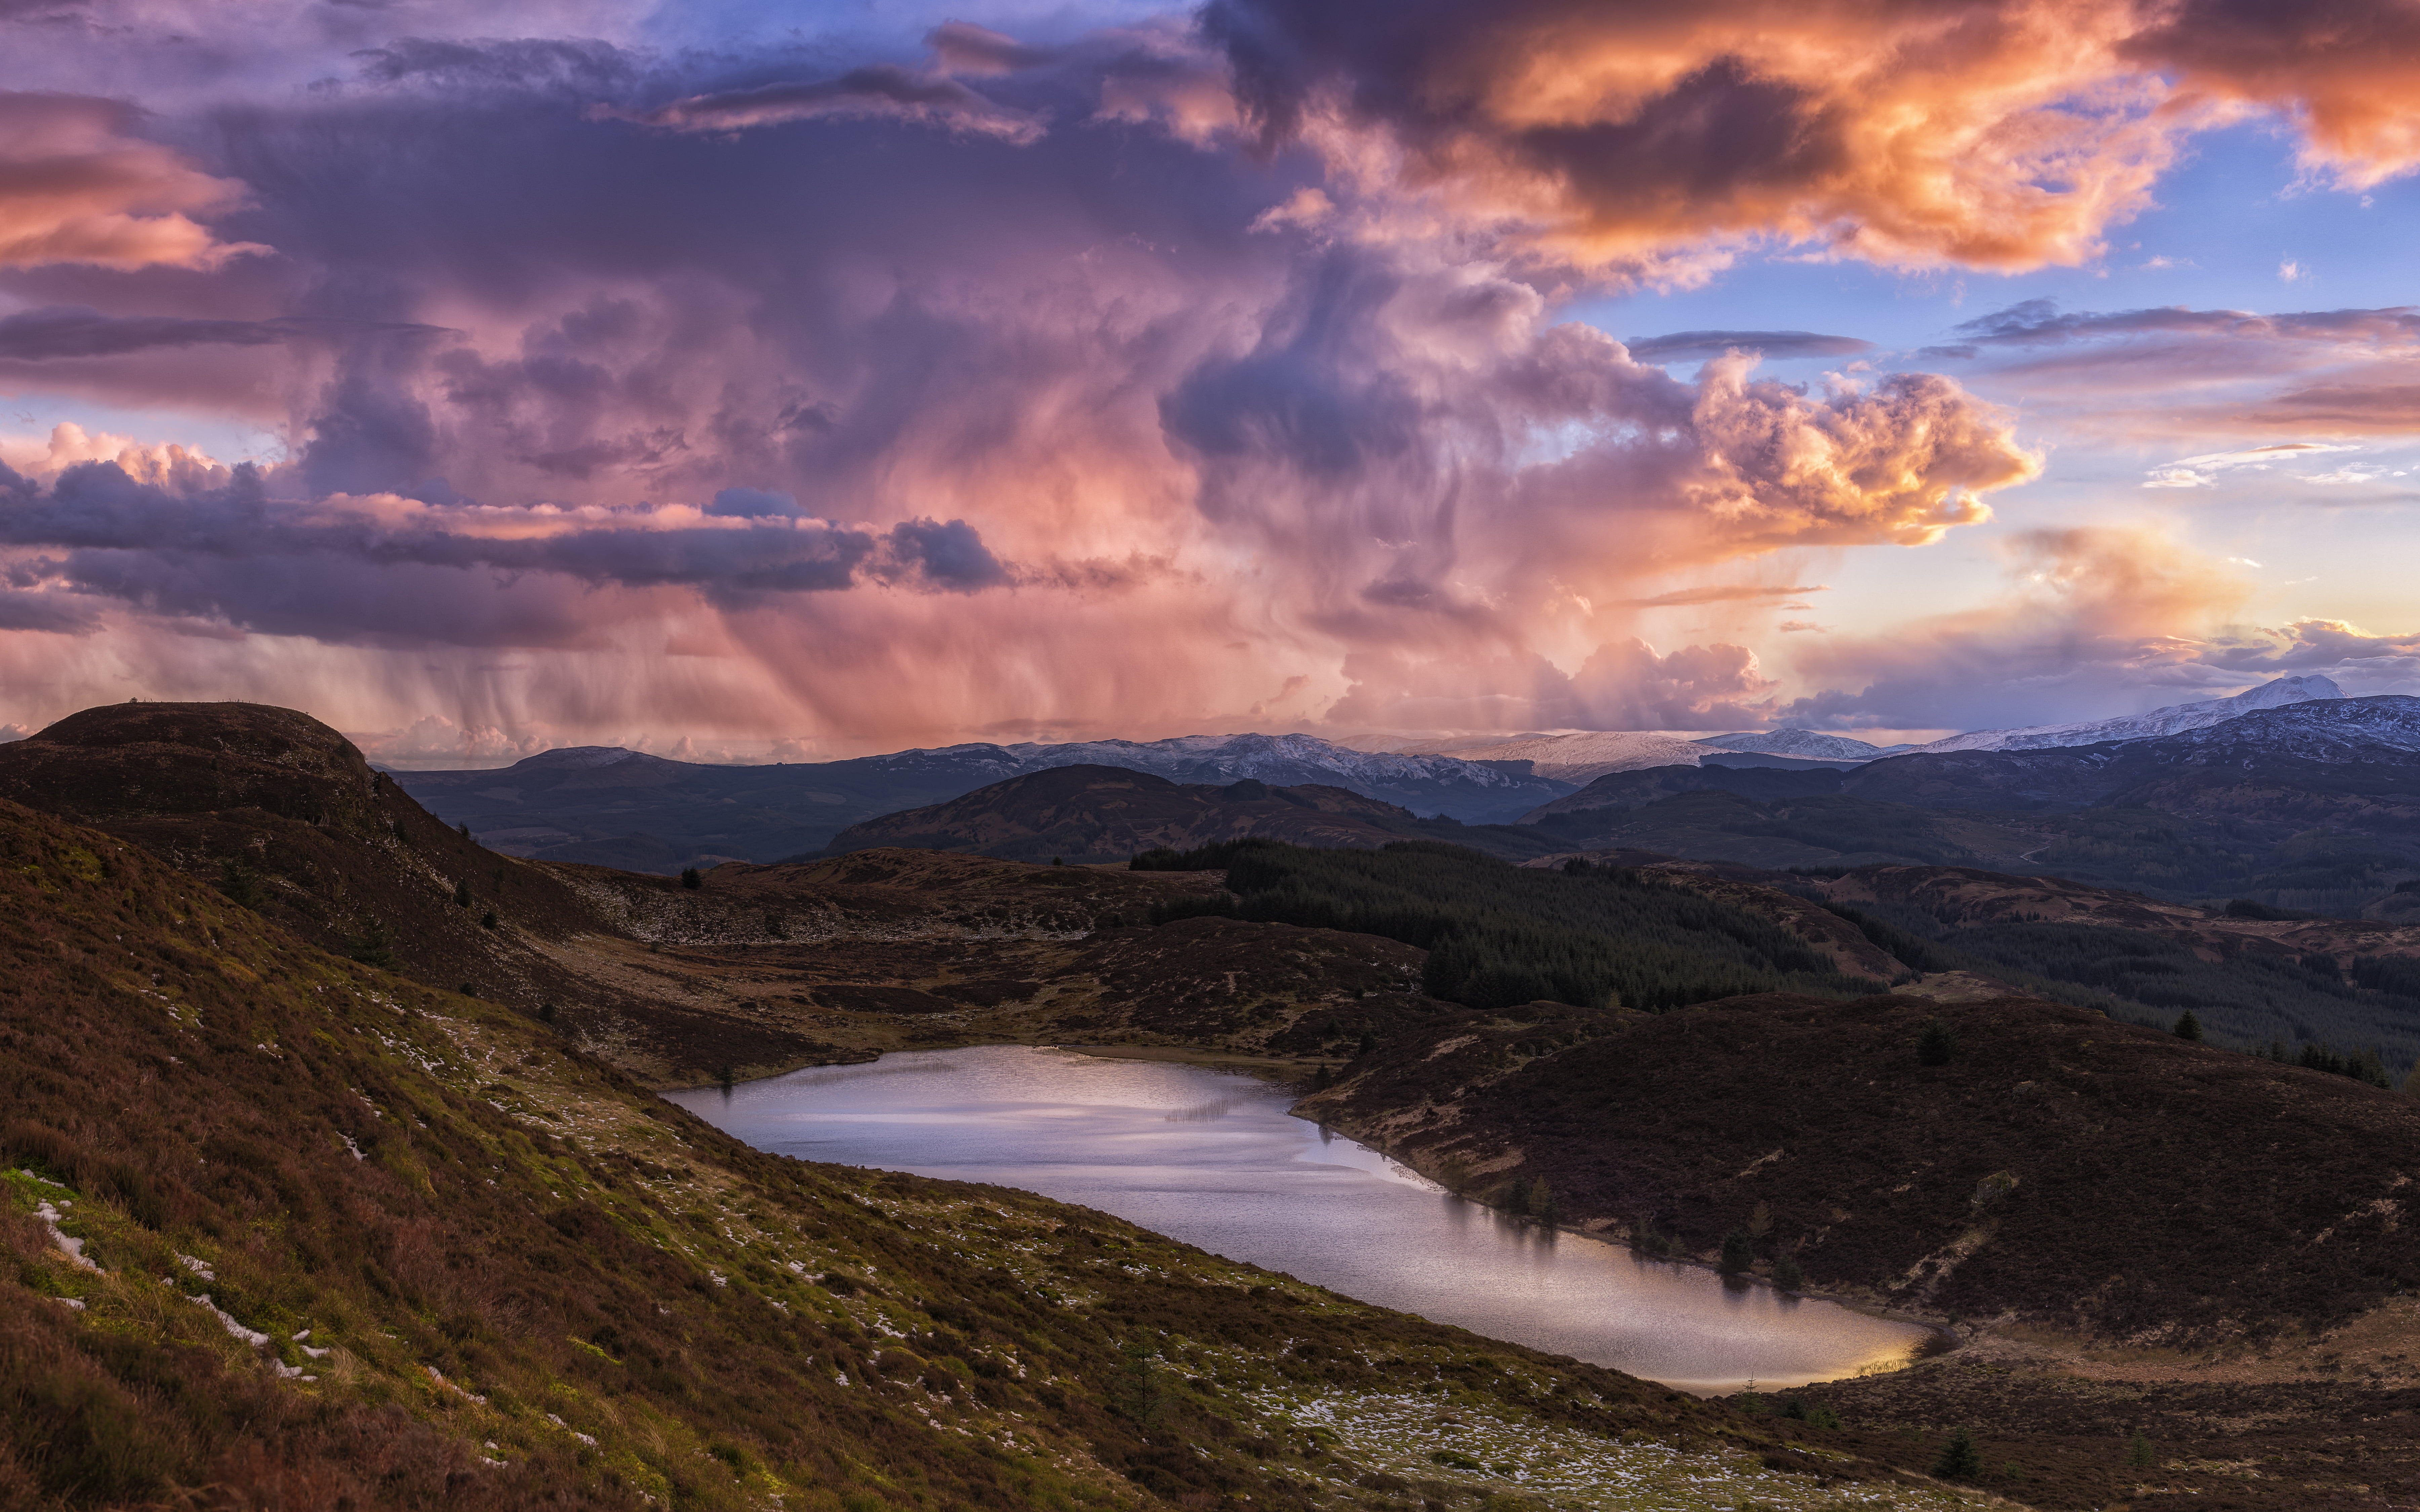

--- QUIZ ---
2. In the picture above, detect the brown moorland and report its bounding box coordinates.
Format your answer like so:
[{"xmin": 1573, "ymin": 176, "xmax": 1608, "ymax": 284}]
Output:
[
  {"xmin": 3, "ymin": 793, "xmax": 1969, "ymax": 1512},
  {"xmin": 1305, "ymin": 991, "xmax": 2420, "ymax": 1339},
  {"xmin": 821, "ymin": 765, "xmax": 1516, "ymax": 864}
]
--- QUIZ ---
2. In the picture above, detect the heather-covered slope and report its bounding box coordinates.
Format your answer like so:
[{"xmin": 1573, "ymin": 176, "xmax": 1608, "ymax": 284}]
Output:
[
  {"xmin": 821, "ymin": 766, "xmax": 1563, "ymax": 864},
  {"xmin": 0, "ymin": 701, "xmax": 635, "ymax": 1013},
  {"xmin": 1303, "ymin": 991, "xmax": 2420, "ymax": 1341},
  {"xmin": 0, "ymin": 795, "xmax": 1956, "ymax": 1512},
  {"xmin": 1526, "ymin": 697, "xmax": 2420, "ymax": 910}
]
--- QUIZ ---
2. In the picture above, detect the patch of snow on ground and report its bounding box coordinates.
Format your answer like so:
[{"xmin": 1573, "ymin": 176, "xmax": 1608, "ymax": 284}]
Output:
[{"xmin": 35, "ymin": 1202, "xmax": 100, "ymax": 1271}]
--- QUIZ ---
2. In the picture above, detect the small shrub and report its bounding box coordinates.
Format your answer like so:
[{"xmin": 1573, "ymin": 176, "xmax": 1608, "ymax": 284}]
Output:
[
  {"xmin": 680, "ymin": 867, "xmax": 702, "ymax": 889},
  {"xmin": 1917, "ymin": 1018, "xmax": 1958, "ymax": 1066},
  {"xmin": 453, "ymin": 880, "xmax": 473, "ymax": 908},
  {"xmin": 349, "ymin": 916, "xmax": 398, "ymax": 970},
  {"xmin": 1932, "ymin": 1426, "xmax": 1981, "ymax": 1480},
  {"xmin": 1429, "ymin": 1450, "xmax": 1483, "ymax": 1472},
  {"xmin": 217, "ymin": 859, "xmax": 263, "ymax": 910},
  {"xmin": 479, "ymin": 909, "xmax": 497, "ymax": 930},
  {"xmin": 1806, "ymin": 1403, "xmax": 1842, "ymax": 1430}
]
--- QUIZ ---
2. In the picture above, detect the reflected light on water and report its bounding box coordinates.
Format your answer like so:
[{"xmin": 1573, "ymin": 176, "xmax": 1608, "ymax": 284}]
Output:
[{"xmin": 667, "ymin": 1045, "xmax": 1923, "ymax": 1393}]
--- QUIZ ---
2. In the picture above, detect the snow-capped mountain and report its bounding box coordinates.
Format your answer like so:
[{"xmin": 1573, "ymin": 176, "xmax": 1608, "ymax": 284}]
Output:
[
  {"xmin": 1369, "ymin": 730, "xmax": 1720, "ymax": 783},
  {"xmin": 975, "ymin": 732, "xmax": 1565, "ymax": 820},
  {"xmin": 1694, "ymin": 730, "xmax": 1915, "ymax": 760},
  {"xmin": 2132, "ymin": 691, "xmax": 2420, "ymax": 760},
  {"xmin": 1912, "ymin": 675, "xmax": 2343, "ymax": 754}
]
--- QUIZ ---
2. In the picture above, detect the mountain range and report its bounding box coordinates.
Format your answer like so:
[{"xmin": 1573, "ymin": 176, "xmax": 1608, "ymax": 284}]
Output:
[
  {"xmin": 1524, "ymin": 694, "xmax": 2420, "ymax": 911},
  {"xmin": 391, "ymin": 731, "xmax": 1575, "ymax": 874},
  {"xmin": 1909, "ymin": 673, "xmax": 2344, "ymax": 752},
  {"xmin": 384, "ymin": 674, "xmax": 2361, "ymax": 876}
]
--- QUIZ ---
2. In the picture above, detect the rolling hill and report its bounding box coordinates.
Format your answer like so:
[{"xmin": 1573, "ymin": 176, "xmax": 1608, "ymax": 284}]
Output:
[
  {"xmin": 0, "ymin": 702, "xmax": 642, "ymax": 1013},
  {"xmin": 390, "ymin": 733, "xmax": 1574, "ymax": 874},
  {"xmin": 5, "ymin": 789, "xmax": 1907, "ymax": 1512},
  {"xmin": 1303, "ymin": 988, "xmax": 2420, "ymax": 1340},
  {"xmin": 1525, "ymin": 696, "xmax": 2420, "ymax": 912},
  {"xmin": 820, "ymin": 766, "xmax": 1567, "ymax": 865}
]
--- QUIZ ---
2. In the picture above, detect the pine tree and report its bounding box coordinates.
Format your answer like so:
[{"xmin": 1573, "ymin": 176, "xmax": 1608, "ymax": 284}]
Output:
[
  {"xmin": 2125, "ymin": 1429, "xmax": 2154, "ymax": 1468},
  {"xmin": 1772, "ymin": 1253, "xmax": 1806, "ymax": 1291},
  {"xmin": 349, "ymin": 916, "xmax": 398, "ymax": 971},
  {"xmin": 1917, "ymin": 1019, "xmax": 1958, "ymax": 1067},
  {"xmin": 1719, "ymin": 1230, "xmax": 1754, "ymax": 1274},
  {"xmin": 453, "ymin": 879, "xmax": 473, "ymax": 908},
  {"xmin": 1932, "ymin": 1426, "xmax": 1982, "ymax": 1480},
  {"xmin": 681, "ymin": 867, "xmax": 703, "ymax": 889},
  {"xmin": 2173, "ymin": 1010, "xmax": 2203, "ymax": 1041}
]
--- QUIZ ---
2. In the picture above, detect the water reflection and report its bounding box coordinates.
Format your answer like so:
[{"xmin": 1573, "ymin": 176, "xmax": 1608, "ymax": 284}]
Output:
[{"xmin": 667, "ymin": 1045, "xmax": 1922, "ymax": 1393}]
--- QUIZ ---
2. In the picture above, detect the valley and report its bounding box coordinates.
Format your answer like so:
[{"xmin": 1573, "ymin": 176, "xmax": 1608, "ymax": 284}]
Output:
[{"xmin": 8, "ymin": 698, "xmax": 2420, "ymax": 1510}]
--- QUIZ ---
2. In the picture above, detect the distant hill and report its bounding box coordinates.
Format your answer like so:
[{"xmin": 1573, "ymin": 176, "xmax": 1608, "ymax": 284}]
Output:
[
  {"xmin": 1694, "ymin": 730, "xmax": 1913, "ymax": 759},
  {"xmin": 1522, "ymin": 695, "xmax": 2420, "ymax": 913},
  {"xmin": 820, "ymin": 764, "xmax": 1566, "ymax": 865},
  {"xmin": 1364, "ymin": 728, "xmax": 1863, "ymax": 782},
  {"xmin": 392, "ymin": 732, "xmax": 1575, "ymax": 874}
]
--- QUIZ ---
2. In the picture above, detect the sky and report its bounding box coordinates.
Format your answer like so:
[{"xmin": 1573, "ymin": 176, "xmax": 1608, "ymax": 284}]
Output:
[{"xmin": 3, "ymin": 0, "xmax": 2419, "ymax": 764}]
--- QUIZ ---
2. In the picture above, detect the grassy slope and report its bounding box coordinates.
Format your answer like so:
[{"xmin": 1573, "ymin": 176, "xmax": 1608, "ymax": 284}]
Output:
[
  {"xmin": 0, "ymin": 797, "xmax": 1993, "ymax": 1512},
  {"xmin": 1303, "ymin": 992, "xmax": 2420, "ymax": 1340}
]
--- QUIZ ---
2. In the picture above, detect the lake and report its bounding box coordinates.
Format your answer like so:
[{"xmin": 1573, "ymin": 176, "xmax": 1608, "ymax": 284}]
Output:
[{"xmin": 665, "ymin": 1044, "xmax": 1926, "ymax": 1393}]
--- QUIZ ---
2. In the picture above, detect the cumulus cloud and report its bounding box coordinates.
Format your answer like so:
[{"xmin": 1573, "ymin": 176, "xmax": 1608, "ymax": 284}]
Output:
[
  {"xmin": 1199, "ymin": 0, "xmax": 2420, "ymax": 280},
  {"xmin": 0, "ymin": 92, "xmax": 267, "ymax": 269},
  {"xmin": 0, "ymin": 13, "xmax": 2058, "ymax": 748}
]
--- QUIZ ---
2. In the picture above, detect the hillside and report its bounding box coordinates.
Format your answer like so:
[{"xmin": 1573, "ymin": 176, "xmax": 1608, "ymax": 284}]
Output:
[
  {"xmin": 1367, "ymin": 730, "xmax": 1860, "ymax": 782},
  {"xmin": 821, "ymin": 766, "xmax": 1565, "ymax": 865},
  {"xmin": 1, "ymin": 792, "xmax": 1954, "ymax": 1512},
  {"xmin": 391, "ymin": 734, "xmax": 1572, "ymax": 874},
  {"xmin": 1526, "ymin": 697, "xmax": 2420, "ymax": 911},
  {"xmin": 1303, "ymin": 989, "xmax": 2420, "ymax": 1341},
  {"xmin": 0, "ymin": 703, "xmax": 650, "ymax": 1015}
]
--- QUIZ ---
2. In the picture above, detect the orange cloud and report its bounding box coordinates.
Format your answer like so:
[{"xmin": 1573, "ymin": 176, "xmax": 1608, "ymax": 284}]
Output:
[
  {"xmin": 1206, "ymin": 0, "xmax": 2420, "ymax": 276},
  {"xmin": 0, "ymin": 93, "xmax": 266, "ymax": 270}
]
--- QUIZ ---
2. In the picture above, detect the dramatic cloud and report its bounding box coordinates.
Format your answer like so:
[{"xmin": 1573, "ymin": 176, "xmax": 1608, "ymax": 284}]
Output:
[
  {"xmin": 4, "ymin": 2, "xmax": 2409, "ymax": 753},
  {"xmin": 0, "ymin": 92, "xmax": 266, "ymax": 269},
  {"xmin": 1202, "ymin": 0, "xmax": 2420, "ymax": 278}
]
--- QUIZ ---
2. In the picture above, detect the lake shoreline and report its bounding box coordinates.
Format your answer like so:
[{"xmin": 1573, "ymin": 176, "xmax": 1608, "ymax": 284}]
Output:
[{"xmin": 674, "ymin": 1043, "xmax": 1930, "ymax": 1394}]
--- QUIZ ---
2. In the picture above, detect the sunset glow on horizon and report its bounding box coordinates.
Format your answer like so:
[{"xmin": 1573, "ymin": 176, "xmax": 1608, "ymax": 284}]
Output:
[{"xmin": 4, "ymin": 0, "xmax": 2420, "ymax": 764}]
